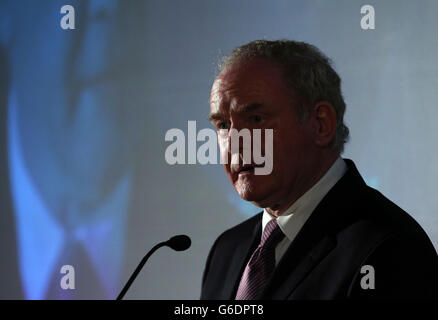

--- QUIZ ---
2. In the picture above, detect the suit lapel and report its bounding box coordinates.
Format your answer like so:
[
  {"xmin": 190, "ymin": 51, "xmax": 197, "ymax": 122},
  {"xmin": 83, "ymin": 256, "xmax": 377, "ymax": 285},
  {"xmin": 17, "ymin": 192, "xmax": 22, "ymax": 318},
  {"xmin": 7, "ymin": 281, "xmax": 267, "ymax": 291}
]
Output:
[
  {"xmin": 222, "ymin": 215, "xmax": 262, "ymax": 299},
  {"xmin": 265, "ymin": 234, "xmax": 336, "ymax": 299},
  {"xmin": 261, "ymin": 159, "xmax": 366, "ymax": 299},
  {"xmin": 261, "ymin": 202, "xmax": 339, "ymax": 299}
]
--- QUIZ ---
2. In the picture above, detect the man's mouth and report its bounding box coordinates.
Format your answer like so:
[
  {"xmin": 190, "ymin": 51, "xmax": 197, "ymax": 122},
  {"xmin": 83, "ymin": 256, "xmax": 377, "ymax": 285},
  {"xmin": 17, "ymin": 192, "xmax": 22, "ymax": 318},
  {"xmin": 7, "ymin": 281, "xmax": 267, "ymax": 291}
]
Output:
[
  {"xmin": 237, "ymin": 164, "xmax": 255, "ymax": 175},
  {"xmin": 231, "ymin": 163, "xmax": 266, "ymax": 176}
]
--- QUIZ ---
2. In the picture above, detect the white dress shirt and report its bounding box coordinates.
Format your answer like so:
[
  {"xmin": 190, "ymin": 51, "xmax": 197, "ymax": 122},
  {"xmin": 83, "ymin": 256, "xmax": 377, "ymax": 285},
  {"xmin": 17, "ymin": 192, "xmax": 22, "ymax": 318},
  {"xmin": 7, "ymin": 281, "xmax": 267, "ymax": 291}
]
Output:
[{"xmin": 262, "ymin": 157, "xmax": 347, "ymax": 265}]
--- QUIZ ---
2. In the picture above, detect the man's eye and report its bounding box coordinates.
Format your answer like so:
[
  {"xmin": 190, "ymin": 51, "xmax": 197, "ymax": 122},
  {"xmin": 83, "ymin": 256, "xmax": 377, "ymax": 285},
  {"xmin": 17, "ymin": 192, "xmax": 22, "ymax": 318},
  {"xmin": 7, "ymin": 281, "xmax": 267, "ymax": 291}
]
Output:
[
  {"xmin": 251, "ymin": 115, "xmax": 263, "ymax": 123},
  {"xmin": 218, "ymin": 122, "xmax": 230, "ymax": 129}
]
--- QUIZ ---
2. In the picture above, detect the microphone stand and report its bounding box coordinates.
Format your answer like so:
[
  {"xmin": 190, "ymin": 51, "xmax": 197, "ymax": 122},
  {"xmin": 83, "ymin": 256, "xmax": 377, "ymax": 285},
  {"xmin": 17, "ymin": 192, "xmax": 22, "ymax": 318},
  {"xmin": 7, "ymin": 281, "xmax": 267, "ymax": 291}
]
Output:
[{"xmin": 117, "ymin": 241, "xmax": 167, "ymax": 300}]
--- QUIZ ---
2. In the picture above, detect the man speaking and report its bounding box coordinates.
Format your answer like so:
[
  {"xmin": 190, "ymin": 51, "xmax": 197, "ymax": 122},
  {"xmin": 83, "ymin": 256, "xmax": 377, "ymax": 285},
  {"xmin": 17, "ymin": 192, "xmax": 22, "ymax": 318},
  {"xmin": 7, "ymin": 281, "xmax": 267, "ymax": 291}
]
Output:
[{"xmin": 201, "ymin": 40, "xmax": 438, "ymax": 299}]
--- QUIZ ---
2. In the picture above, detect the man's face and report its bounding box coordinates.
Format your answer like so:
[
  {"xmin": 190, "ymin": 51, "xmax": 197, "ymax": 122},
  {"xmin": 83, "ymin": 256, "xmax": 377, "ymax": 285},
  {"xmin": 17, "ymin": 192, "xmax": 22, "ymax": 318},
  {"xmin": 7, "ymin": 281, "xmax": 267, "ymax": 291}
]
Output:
[{"xmin": 210, "ymin": 59, "xmax": 316, "ymax": 210}]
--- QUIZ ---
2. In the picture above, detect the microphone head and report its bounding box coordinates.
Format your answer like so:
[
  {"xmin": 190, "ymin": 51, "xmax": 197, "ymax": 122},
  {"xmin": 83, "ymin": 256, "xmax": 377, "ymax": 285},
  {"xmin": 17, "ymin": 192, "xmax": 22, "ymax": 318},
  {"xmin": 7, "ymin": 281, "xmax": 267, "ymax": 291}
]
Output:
[{"xmin": 166, "ymin": 235, "xmax": 191, "ymax": 251}]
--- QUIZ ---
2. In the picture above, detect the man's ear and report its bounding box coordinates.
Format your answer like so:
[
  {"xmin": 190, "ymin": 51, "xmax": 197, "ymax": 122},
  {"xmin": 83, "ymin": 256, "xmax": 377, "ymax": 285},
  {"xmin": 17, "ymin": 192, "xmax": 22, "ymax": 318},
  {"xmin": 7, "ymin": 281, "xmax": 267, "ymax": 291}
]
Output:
[{"xmin": 312, "ymin": 101, "xmax": 337, "ymax": 148}]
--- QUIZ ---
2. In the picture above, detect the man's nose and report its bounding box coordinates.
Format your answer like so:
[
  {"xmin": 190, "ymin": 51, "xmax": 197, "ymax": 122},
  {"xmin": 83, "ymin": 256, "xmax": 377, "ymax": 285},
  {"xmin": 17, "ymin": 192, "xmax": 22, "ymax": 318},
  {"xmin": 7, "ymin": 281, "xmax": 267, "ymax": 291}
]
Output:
[
  {"xmin": 227, "ymin": 121, "xmax": 243, "ymax": 152},
  {"xmin": 227, "ymin": 126, "xmax": 253, "ymax": 167}
]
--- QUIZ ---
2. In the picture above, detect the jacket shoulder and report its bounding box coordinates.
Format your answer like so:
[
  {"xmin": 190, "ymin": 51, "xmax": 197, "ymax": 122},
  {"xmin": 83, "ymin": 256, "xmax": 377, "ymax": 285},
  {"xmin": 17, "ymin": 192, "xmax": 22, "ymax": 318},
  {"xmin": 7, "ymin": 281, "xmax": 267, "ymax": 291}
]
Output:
[{"xmin": 357, "ymin": 185, "xmax": 435, "ymax": 243}]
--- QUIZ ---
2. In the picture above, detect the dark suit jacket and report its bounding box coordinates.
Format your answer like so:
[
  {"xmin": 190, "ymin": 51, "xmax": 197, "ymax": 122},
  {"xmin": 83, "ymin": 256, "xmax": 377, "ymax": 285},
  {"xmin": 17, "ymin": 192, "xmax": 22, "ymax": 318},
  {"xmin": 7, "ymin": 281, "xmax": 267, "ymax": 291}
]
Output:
[{"xmin": 201, "ymin": 159, "xmax": 438, "ymax": 299}]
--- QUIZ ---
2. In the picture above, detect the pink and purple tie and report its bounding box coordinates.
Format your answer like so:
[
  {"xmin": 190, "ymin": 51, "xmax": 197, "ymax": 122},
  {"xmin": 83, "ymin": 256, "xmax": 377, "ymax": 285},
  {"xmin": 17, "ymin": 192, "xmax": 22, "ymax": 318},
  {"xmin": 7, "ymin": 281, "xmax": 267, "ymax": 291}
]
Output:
[{"xmin": 235, "ymin": 218, "xmax": 285, "ymax": 300}]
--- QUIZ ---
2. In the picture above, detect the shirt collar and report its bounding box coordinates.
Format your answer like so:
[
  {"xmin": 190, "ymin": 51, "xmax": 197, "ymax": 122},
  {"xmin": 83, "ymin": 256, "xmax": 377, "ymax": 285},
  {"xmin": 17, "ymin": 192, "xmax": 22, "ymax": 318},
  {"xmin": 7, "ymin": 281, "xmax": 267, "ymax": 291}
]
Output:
[{"xmin": 262, "ymin": 157, "xmax": 347, "ymax": 242}]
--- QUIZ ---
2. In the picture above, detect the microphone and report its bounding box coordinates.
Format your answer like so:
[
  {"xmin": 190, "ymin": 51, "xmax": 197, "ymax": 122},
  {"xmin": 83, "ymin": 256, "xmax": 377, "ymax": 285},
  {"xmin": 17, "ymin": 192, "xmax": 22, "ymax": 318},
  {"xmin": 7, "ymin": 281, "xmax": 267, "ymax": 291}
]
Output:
[
  {"xmin": 116, "ymin": 235, "xmax": 191, "ymax": 300},
  {"xmin": 166, "ymin": 235, "xmax": 191, "ymax": 251}
]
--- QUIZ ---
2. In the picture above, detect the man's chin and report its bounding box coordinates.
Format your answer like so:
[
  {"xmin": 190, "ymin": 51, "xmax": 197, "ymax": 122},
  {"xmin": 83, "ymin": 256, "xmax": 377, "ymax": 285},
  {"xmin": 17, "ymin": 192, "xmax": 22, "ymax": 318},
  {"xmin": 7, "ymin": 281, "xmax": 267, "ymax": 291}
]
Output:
[{"xmin": 235, "ymin": 186, "xmax": 270, "ymax": 208}]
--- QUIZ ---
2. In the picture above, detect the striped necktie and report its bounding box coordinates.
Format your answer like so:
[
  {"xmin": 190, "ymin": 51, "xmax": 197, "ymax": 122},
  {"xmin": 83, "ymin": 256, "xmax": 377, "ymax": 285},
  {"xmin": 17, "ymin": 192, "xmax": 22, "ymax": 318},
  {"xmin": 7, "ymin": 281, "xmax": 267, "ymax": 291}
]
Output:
[{"xmin": 235, "ymin": 218, "xmax": 285, "ymax": 300}]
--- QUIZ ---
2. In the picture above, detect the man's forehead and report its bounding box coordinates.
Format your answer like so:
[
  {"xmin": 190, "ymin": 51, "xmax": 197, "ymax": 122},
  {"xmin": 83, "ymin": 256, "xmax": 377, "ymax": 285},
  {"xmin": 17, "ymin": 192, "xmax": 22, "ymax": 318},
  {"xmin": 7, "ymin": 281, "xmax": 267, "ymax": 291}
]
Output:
[
  {"xmin": 210, "ymin": 64, "xmax": 283, "ymax": 112},
  {"xmin": 210, "ymin": 79, "xmax": 257, "ymax": 113}
]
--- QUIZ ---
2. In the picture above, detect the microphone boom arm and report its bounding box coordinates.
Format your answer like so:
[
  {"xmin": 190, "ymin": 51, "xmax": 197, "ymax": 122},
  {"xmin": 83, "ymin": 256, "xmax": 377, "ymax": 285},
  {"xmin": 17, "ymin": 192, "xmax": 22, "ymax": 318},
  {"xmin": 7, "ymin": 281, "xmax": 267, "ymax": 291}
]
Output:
[{"xmin": 117, "ymin": 241, "xmax": 167, "ymax": 300}]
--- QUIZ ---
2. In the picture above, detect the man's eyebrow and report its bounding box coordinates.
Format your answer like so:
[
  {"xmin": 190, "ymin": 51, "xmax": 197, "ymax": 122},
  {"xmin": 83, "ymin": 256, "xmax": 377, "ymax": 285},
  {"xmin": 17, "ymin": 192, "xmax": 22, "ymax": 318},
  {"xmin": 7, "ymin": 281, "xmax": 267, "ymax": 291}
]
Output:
[
  {"xmin": 209, "ymin": 103, "xmax": 265, "ymax": 122},
  {"xmin": 208, "ymin": 112, "xmax": 227, "ymax": 122},
  {"xmin": 232, "ymin": 103, "xmax": 264, "ymax": 114}
]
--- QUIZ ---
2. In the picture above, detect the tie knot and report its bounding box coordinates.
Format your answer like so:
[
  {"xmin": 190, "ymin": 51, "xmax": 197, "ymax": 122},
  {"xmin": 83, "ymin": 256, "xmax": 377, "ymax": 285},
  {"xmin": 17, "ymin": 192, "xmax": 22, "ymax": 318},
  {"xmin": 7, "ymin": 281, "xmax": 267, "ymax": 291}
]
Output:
[{"xmin": 260, "ymin": 219, "xmax": 284, "ymax": 248}]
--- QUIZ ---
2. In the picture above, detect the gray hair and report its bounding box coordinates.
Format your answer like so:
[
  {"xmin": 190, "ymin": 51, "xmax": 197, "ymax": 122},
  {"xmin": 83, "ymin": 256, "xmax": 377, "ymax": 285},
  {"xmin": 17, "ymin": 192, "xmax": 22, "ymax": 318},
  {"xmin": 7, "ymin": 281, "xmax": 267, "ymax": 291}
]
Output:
[{"xmin": 219, "ymin": 39, "xmax": 349, "ymax": 154}]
